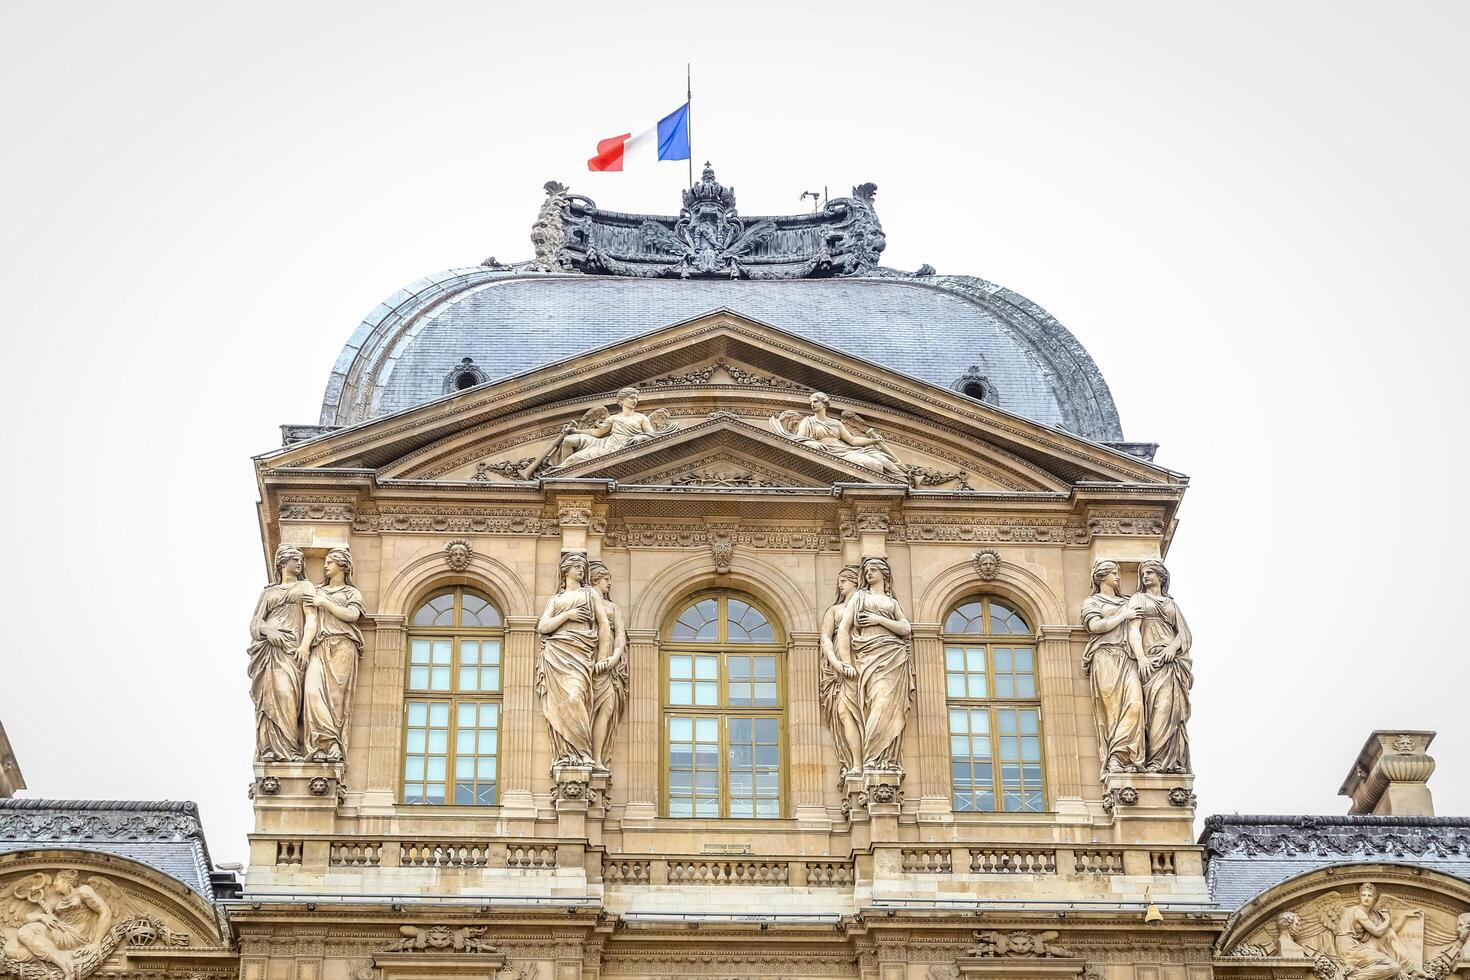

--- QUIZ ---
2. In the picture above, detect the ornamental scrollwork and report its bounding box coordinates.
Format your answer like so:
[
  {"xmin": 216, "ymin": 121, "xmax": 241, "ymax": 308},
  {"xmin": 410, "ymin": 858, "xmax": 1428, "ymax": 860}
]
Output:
[
  {"xmin": 965, "ymin": 928, "xmax": 1077, "ymax": 958},
  {"xmin": 384, "ymin": 925, "xmax": 499, "ymax": 953}
]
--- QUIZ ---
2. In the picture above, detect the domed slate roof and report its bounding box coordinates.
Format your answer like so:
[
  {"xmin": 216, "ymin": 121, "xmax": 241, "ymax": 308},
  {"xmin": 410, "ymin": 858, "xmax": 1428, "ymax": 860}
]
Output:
[{"xmin": 319, "ymin": 171, "xmax": 1127, "ymax": 444}]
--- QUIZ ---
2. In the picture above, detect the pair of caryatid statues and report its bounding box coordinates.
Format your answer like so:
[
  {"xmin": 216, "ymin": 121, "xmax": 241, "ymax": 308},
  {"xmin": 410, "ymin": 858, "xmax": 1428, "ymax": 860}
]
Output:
[
  {"xmin": 247, "ymin": 544, "xmax": 366, "ymax": 764},
  {"xmin": 817, "ymin": 557, "xmax": 916, "ymax": 779},
  {"xmin": 1082, "ymin": 559, "xmax": 1193, "ymax": 777},
  {"xmin": 535, "ymin": 553, "xmax": 629, "ymax": 773}
]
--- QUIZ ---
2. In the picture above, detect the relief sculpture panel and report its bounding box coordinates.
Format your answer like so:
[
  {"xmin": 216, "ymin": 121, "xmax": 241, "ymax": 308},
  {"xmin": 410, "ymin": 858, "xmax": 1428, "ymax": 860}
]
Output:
[
  {"xmin": 1225, "ymin": 882, "xmax": 1470, "ymax": 979},
  {"xmin": 0, "ymin": 871, "xmax": 190, "ymax": 980}
]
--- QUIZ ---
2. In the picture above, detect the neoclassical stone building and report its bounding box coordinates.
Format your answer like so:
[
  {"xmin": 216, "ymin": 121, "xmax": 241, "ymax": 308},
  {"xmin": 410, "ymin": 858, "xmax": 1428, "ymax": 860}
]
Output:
[{"xmin": 2, "ymin": 171, "xmax": 1467, "ymax": 980}]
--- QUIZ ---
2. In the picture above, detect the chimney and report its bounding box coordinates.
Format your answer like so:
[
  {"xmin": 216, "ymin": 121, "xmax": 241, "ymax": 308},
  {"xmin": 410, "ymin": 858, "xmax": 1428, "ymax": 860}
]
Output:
[{"xmin": 1338, "ymin": 730, "xmax": 1436, "ymax": 816}]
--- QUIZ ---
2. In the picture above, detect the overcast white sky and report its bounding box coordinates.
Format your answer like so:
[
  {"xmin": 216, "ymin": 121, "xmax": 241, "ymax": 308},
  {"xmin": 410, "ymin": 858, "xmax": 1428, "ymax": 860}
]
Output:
[{"xmin": 2, "ymin": 2, "xmax": 1467, "ymax": 865}]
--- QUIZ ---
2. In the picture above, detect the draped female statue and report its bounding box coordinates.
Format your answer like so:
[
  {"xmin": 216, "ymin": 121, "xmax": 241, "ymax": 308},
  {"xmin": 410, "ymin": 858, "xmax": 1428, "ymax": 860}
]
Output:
[
  {"xmin": 536, "ymin": 552, "xmax": 609, "ymax": 767},
  {"xmin": 1080, "ymin": 560, "xmax": 1145, "ymax": 777},
  {"xmin": 772, "ymin": 393, "xmax": 911, "ymax": 483},
  {"xmin": 302, "ymin": 547, "xmax": 366, "ymax": 764},
  {"xmin": 560, "ymin": 388, "xmax": 666, "ymax": 467},
  {"xmin": 588, "ymin": 560, "xmax": 629, "ymax": 774},
  {"xmin": 818, "ymin": 566, "xmax": 864, "ymax": 777},
  {"xmin": 1131, "ymin": 559, "xmax": 1193, "ymax": 773},
  {"xmin": 836, "ymin": 556, "xmax": 915, "ymax": 771},
  {"xmin": 247, "ymin": 544, "xmax": 316, "ymax": 762}
]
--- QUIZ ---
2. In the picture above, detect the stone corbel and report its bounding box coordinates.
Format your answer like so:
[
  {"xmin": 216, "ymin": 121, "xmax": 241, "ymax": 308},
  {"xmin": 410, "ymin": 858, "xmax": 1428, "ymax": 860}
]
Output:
[
  {"xmin": 706, "ymin": 520, "xmax": 737, "ymax": 574},
  {"xmin": 551, "ymin": 492, "xmax": 596, "ymax": 555}
]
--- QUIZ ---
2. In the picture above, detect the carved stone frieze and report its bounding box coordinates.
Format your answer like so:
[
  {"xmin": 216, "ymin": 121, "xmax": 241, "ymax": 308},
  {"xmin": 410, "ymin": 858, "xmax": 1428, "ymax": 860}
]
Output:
[
  {"xmin": 353, "ymin": 506, "xmax": 548, "ymax": 535},
  {"xmin": 278, "ymin": 497, "xmax": 357, "ymax": 522},
  {"xmin": 601, "ymin": 522, "xmax": 842, "ymax": 552},
  {"xmin": 1087, "ymin": 514, "xmax": 1166, "ymax": 537},
  {"xmin": 0, "ymin": 805, "xmax": 201, "ymax": 843},
  {"xmin": 899, "ymin": 517, "xmax": 1089, "ymax": 545},
  {"xmin": 1203, "ymin": 816, "xmax": 1470, "ymax": 860}
]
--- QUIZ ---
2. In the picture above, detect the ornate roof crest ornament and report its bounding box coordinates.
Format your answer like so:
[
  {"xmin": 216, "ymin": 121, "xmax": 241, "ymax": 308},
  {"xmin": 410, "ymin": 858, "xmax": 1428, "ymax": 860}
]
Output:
[{"xmin": 545, "ymin": 165, "xmax": 887, "ymax": 279}]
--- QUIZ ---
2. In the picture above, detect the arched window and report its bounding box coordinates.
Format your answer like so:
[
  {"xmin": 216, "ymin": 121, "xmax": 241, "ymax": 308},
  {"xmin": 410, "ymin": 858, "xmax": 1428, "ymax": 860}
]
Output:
[
  {"xmin": 402, "ymin": 586, "xmax": 503, "ymax": 806},
  {"xmin": 943, "ymin": 596, "xmax": 1044, "ymax": 813},
  {"xmin": 662, "ymin": 593, "xmax": 783, "ymax": 818}
]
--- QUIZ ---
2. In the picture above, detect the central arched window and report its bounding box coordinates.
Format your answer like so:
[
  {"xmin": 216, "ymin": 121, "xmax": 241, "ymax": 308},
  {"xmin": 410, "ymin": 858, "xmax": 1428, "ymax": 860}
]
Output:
[
  {"xmin": 943, "ymin": 596, "xmax": 1045, "ymax": 813},
  {"xmin": 662, "ymin": 592, "xmax": 784, "ymax": 818},
  {"xmin": 402, "ymin": 586, "xmax": 503, "ymax": 806}
]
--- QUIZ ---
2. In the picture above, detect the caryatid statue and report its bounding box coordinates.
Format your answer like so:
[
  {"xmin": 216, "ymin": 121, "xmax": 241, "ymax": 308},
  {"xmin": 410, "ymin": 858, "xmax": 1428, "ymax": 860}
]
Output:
[
  {"xmin": 836, "ymin": 556, "xmax": 915, "ymax": 772},
  {"xmin": 1080, "ymin": 560, "xmax": 1145, "ymax": 777},
  {"xmin": 818, "ymin": 566, "xmax": 863, "ymax": 777},
  {"xmin": 588, "ymin": 560, "xmax": 628, "ymax": 774},
  {"xmin": 248, "ymin": 544, "xmax": 316, "ymax": 762},
  {"xmin": 1131, "ymin": 559, "xmax": 1193, "ymax": 774},
  {"xmin": 535, "ymin": 552, "xmax": 609, "ymax": 768},
  {"xmin": 302, "ymin": 547, "xmax": 366, "ymax": 764}
]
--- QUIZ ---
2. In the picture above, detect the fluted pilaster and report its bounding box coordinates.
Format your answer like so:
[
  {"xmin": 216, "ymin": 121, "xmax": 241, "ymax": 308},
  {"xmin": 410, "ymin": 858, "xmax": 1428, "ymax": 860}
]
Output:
[
  {"xmin": 624, "ymin": 629, "xmax": 660, "ymax": 820},
  {"xmin": 1038, "ymin": 625, "xmax": 1083, "ymax": 800},
  {"xmin": 910, "ymin": 626, "xmax": 951, "ymax": 816},
  {"xmin": 788, "ymin": 633, "xmax": 825, "ymax": 814},
  {"xmin": 364, "ymin": 615, "xmax": 406, "ymax": 798},
  {"xmin": 502, "ymin": 617, "xmax": 539, "ymax": 802}
]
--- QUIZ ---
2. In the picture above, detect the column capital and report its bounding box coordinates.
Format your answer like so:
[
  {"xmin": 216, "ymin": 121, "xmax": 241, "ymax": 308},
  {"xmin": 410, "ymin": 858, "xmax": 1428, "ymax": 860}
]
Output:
[{"xmin": 1038, "ymin": 624, "xmax": 1081, "ymax": 642}]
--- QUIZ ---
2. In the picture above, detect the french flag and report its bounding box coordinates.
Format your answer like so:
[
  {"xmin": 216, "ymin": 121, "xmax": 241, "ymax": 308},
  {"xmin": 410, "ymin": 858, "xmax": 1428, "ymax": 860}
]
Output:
[{"xmin": 587, "ymin": 102, "xmax": 691, "ymax": 172}]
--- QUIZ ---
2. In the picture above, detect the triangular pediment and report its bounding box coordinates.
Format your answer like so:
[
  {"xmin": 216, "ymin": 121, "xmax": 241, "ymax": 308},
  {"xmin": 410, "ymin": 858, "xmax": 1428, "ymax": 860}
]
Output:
[{"xmin": 262, "ymin": 309, "xmax": 1186, "ymax": 494}]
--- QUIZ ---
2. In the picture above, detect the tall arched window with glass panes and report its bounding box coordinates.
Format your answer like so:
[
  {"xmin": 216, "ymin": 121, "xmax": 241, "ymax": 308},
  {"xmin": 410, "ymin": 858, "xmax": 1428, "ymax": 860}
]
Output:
[
  {"xmin": 401, "ymin": 587, "xmax": 503, "ymax": 806},
  {"xmin": 661, "ymin": 593, "xmax": 784, "ymax": 818},
  {"xmin": 943, "ymin": 596, "xmax": 1045, "ymax": 812}
]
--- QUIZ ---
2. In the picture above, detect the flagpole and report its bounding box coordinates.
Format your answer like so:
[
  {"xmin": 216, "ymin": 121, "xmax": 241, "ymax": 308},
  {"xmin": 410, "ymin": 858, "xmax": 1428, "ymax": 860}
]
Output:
[{"xmin": 686, "ymin": 63, "xmax": 693, "ymax": 188}]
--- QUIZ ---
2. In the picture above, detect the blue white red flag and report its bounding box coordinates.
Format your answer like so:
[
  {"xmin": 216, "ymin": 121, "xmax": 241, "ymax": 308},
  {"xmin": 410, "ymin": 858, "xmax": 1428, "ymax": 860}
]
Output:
[{"xmin": 588, "ymin": 102, "xmax": 690, "ymax": 172}]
